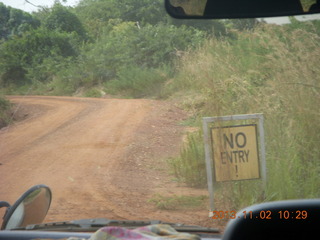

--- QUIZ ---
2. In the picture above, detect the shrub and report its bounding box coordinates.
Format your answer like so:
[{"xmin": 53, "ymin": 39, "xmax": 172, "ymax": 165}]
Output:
[
  {"xmin": 148, "ymin": 194, "xmax": 207, "ymax": 210},
  {"xmin": 168, "ymin": 132, "xmax": 206, "ymax": 187},
  {"xmin": 105, "ymin": 66, "xmax": 167, "ymax": 98},
  {"xmin": 84, "ymin": 88, "xmax": 103, "ymax": 98},
  {"xmin": 0, "ymin": 96, "xmax": 11, "ymax": 128},
  {"xmin": 166, "ymin": 22, "xmax": 320, "ymax": 209}
]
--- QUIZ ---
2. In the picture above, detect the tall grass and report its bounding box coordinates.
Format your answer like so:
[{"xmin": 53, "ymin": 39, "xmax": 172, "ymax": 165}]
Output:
[
  {"xmin": 105, "ymin": 66, "xmax": 168, "ymax": 98},
  {"xmin": 0, "ymin": 96, "xmax": 11, "ymax": 128},
  {"xmin": 168, "ymin": 131, "xmax": 206, "ymax": 187},
  {"xmin": 148, "ymin": 194, "xmax": 207, "ymax": 210},
  {"xmin": 167, "ymin": 22, "xmax": 320, "ymax": 210}
]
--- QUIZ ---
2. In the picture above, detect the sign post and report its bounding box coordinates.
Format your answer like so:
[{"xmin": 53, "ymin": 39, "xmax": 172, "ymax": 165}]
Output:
[{"xmin": 202, "ymin": 114, "xmax": 266, "ymax": 212}]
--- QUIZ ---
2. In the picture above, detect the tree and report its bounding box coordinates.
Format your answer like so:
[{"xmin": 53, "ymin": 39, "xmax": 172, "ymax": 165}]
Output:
[
  {"xmin": 64, "ymin": 20, "xmax": 206, "ymax": 86},
  {"xmin": 113, "ymin": 0, "xmax": 168, "ymax": 25},
  {"xmin": 0, "ymin": 28, "xmax": 78, "ymax": 86},
  {"xmin": 0, "ymin": 2, "xmax": 40, "ymax": 40},
  {"xmin": 43, "ymin": 3, "xmax": 87, "ymax": 40},
  {"xmin": 74, "ymin": 0, "xmax": 228, "ymax": 38}
]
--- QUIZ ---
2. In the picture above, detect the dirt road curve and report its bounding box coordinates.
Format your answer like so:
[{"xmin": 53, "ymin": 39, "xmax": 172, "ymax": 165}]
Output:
[{"xmin": 0, "ymin": 96, "xmax": 210, "ymax": 227}]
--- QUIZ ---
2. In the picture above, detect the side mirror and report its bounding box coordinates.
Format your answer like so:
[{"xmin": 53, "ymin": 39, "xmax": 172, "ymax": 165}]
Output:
[
  {"xmin": 1, "ymin": 185, "xmax": 52, "ymax": 230},
  {"xmin": 165, "ymin": 0, "xmax": 320, "ymax": 19}
]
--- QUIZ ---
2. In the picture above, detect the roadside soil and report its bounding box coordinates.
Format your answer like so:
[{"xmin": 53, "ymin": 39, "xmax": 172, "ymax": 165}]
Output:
[{"xmin": 0, "ymin": 96, "xmax": 218, "ymax": 229}]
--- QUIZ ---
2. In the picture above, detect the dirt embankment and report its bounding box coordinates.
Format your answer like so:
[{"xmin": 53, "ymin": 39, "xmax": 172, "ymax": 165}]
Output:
[{"xmin": 0, "ymin": 96, "xmax": 213, "ymax": 228}]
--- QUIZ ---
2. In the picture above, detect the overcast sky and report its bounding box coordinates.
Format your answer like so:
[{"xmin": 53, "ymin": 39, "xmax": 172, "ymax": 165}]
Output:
[{"xmin": 1, "ymin": 0, "xmax": 79, "ymax": 12}]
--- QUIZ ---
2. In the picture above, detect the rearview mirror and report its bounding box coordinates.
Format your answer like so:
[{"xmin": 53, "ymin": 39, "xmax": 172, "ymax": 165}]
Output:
[
  {"xmin": 165, "ymin": 0, "xmax": 320, "ymax": 18},
  {"xmin": 1, "ymin": 185, "xmax": 52, "ymax": 230}
]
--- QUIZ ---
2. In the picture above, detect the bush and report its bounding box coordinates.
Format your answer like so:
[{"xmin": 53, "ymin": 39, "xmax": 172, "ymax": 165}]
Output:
[
  {"xmin": 84, "ymin": 88, "xmax": 103, "ymax": 98},
  {"xmin": 0, "ymin": 28, "xmax": 78, "ymax": 87},
  {"xmin": 43, "ymin": 3, "xmax": 87, "ymax": 41},
  {"xmin": 166, "ymin": 22, "xmax": 320, "ymax": 209},
  {"xmin": 105, "ymin": 66, "xmax": 167, "ymax": 98},
  {"xmin": 0, "ymin": 96, "xmax": 11, "ymax": 128},
  {"xmin": 168, "ymin": 132, "xmax": 207, "ymax": 187},
  {"xmin": 148, "ymin": 194, "xmax": 207, "ymax": 210}
]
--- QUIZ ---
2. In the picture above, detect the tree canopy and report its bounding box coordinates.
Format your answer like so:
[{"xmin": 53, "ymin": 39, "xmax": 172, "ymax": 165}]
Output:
[
  {"xmin": 0, "ymin": 0, "xmax": 281, "ymax": 92},
  {"xmin": 0, "ymin": 2, "xmax": 40, "ymax": 40}
]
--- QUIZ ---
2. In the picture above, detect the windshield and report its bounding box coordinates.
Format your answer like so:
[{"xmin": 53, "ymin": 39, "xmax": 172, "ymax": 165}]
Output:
[{"xmin": 0, "ymin": 0, "xmax": 319, "ymax": 231}]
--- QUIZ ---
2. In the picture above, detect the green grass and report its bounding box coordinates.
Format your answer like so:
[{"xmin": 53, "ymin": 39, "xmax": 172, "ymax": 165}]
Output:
[
  {"xmin": 167, "ymin": 131, "xmax": 207, "ymax": 187},
  {"xmin": 0, "ymin": 96, "xmax": 11, "ymax": 128},
  {"xmin": 105, "ymin": 66, "xmax": 168, "ymax": 99},
  {"xmin": 84, "ymin": 88, "xmax": 103, "ymax": 98},
  {"xmin": 165, "ymin": 22, "xmax": 320, "ymax": 210}
]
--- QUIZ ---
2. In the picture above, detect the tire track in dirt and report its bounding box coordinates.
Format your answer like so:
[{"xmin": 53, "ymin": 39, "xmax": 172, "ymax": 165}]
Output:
[{"xmin": 0, "ymin": 96, "xmax": 212, "ymax": 228}]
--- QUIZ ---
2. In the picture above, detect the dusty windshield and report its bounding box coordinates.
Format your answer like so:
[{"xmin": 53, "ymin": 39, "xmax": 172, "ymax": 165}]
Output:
[{"xmin": 0, "ymin": 0, "xmax": 319, "ymax": 230}]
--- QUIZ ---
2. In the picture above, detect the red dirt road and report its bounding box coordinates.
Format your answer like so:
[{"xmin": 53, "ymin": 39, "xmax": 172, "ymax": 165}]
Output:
[{"xmin": 0, "ymin": 96, "xmax": 211, "ymax": 227}]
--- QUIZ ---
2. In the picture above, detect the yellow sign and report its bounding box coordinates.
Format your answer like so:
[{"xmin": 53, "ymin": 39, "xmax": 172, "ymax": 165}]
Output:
[{"xmin": 211, "ymin": 124, "xmax": 260, "ymax": 181}]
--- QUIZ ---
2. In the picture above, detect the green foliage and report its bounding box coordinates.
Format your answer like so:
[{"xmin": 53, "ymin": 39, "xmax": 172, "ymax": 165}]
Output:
[
  {"xmin": 75, "ymin": 0, "xmax": 168, "ymax": 36},
  {"xmin": 168, "ymin": 132, "xmax": 207, "ymax": 187},
  {"xmin": 172, "ymin": 19, "xmax": 229, "ymax": 38},
  {"xmin": 43, "ymin": 2, "xmax": 87, "ymax": 40},
  {"xmin": 106, "ymin": 66, "xmax": 167, "ymax": 98},
  {"xmin": 0, "ymin": 27, "xmax": 78, "ymax": 86},
  {"xmin": 74, "ymin": 0, "xmax": 121, "ymax": 37},
  {"xmin": 0, "ymin": 96, "xmax": 11, "ymax": 128},
  {"xmin": 93, "ymin": 21, "xmax": 204, "ymax": 69},
  {"xmin": 228, "ymin": 19, "xmax": 260, "ymax": 31},
  {"xmin": 0, "ymin": 96, "xmax": 10, "ymax": 111},
  {"xmin": 148, "ymin": 194, "xmax": 207, "ymax": 210},
  {"xmin": 84, "ymin": 88, "xmax": 103, "ymax": 98},
  {"xmin": 0, "ymin": 0, "xmax": 319, "ymax": 215},
  {"xmin": 0, "ymin": 2, "xmax": 40, "ymax": 40},
  {"xmin": 113, "ymin": 0, "xmax": 168, "ymax": 26},
  {"xmin": 75, "ymin": 0, "xmax": 227, "ymax": 38},
  {"xmin": 51, "ymin": 21, "xmax": 205, "ymax": 96},
  {"xmin": 0, "ymin": 0, "xmax": 212, "ymax": 96},
  {"xmin": 167, "ymin": 22, "xmax": 320, "ymax": 209},
  {"xmin": 287, "ymin": 17, "xmax": 320, "ymax": 36},
  {"xmin": 43, "ymin": 3, "xmax": 87, "ymax": 41}
]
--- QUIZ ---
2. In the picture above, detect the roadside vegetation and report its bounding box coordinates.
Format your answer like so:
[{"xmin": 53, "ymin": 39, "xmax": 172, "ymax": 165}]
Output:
[
  {"xmin": 0, "ymin": 0, "xmax": 319, "ymax": 211},
  {"xmin": 167, "ymin": 20, "xmax": 320, "ymax": 210},
  {"xmin": 0, "ymin": 96, "xmax": 11, "ymax": 129},
  {"xmin": 148, "ymin": 194, "xmax": 207, "ymax": 210}
]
